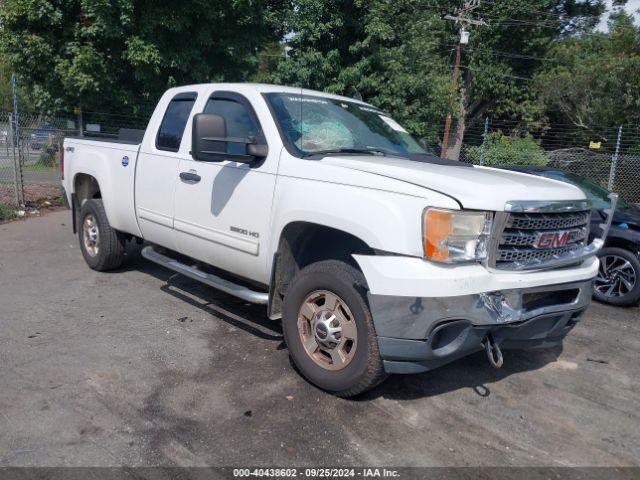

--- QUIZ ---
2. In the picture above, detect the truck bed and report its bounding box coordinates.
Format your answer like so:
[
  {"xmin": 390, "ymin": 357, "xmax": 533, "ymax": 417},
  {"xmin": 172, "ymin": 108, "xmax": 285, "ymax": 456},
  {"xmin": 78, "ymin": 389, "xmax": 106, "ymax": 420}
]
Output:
[{"xmin": 63, "ymin": 136, "xmax": 143, "ymax": 238}]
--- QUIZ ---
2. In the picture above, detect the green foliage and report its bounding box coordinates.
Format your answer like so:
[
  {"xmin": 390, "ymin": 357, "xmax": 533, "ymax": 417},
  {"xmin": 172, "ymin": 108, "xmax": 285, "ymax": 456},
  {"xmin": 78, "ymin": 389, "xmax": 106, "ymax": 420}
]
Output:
[
  {"xmin": 268, "ymin": 0, "xmax": 606, "ymax": 144},
  {"xmin": 0, "ymin": 0, "xmax": 287, "ymax": 115},
  {"xmin": 36, "ymin": 149, "xmax": 58, "ymax": 168},
  {"xmin": 2, "ymin": 0, "xmax": 636, "ymax": 158},
  {"xmin": 0, "ymin": 55, "xmax": 31, "ymax": 111},
  {"xmin": 466, "ymin": 132, "xmax": 548, "ymax": 166},
  {"xmin": 269, "ymin": 0, "xmax": 454, "ymax": 142},
  {"xmin": 534, "ymin": 12, "xmax": 640, "ymax": 134},
  {"xmin": 433, "ymin": 0, "xmax": 603, "ymax": 127},
  {"xmin": 0, "ymin": 203, "xmax": 17, "ymax": 221}
]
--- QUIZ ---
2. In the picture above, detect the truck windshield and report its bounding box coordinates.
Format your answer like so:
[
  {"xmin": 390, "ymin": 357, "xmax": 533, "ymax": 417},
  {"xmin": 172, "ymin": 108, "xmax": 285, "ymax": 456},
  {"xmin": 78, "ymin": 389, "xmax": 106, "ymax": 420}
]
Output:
[{"xmin": 264, "ymin": 92, "xmax": 426, "ymax": 158}]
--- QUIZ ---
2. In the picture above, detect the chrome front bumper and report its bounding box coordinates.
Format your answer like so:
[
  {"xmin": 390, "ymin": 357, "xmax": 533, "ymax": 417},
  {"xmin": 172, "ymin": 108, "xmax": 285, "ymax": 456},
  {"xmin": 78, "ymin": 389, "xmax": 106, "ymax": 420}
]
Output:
[
  {"xmin": 370, "ymin": 278, "xmax": 593, "ymax": 374},
  {"xmin": 359, "ymin": 194, "xmax": 618, "ymax": 374}
]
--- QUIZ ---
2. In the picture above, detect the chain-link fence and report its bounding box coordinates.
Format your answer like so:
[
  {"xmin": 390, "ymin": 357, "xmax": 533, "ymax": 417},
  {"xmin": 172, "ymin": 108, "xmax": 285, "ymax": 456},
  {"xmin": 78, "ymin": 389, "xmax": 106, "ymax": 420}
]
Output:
[
  {"xmin": 0, "ymin": 111, "xmax": 22, "ymax": 208},
  {"xmin": 0, "ymin": 109, "xmax": 149, "ymax": 212},
  {"xmin": 1, "ymin": 110, "xmax": 77, "ymax": 209},
  {"xmin": 456, "ymin": 119, "xmax": 640, "ymax": 204},
  {"xmin": 1, "ymin": 106, "xmax": 639, "ymax": 213}
]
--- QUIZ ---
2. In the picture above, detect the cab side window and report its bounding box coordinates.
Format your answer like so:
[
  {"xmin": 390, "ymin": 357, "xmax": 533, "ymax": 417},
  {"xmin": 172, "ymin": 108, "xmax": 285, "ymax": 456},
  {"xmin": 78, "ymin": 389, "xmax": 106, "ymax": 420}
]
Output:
[
  {"xmin": 156, "ymin": 92, "xmax": 197, "ymax": 152},
  {"xmin": 203, "ymin": 98, "xmax": 264, "ymax": 155}
]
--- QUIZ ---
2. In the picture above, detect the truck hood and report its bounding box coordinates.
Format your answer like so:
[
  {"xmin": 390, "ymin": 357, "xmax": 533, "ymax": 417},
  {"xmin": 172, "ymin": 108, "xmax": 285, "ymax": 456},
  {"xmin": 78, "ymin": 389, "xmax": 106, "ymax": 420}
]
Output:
[{"xmin": 321, "ymin": 156, "xmax": 586, "ymax": 211}]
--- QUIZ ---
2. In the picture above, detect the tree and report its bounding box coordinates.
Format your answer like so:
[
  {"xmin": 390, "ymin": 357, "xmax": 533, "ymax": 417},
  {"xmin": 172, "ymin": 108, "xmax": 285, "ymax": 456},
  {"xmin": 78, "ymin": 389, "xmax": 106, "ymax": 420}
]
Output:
[
  {"xmin": 428, "ymin": 0, "xmax": 606, "ymax": 159},
  {"xmin": 0, "ymin": 0, "xmax": 286, "ymax": 116},
  {"xmin": 269, "ymin": 0, "xmax": 607, "ymax": 158},
  {"xmin": 534, "ymin": 11, "xmax": 640, "ymax": 141},
  {"xmin": 0, "ymin": 55, "xmax": 32, "ymax": 111},
  {"xmin": 270, "ymin": 0, "xmax": 452, "ymax": 143}
]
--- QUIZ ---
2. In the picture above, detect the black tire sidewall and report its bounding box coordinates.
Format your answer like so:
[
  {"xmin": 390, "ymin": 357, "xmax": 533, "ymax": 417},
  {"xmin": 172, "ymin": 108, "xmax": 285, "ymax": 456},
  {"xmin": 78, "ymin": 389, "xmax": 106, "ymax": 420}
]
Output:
[
  {"xmin": 282, "ymin": 264, "xmax": 378, "ymax": 393},
  {"xmin": 78, "ymin": 199, "xmax": 124, "ymax": 270},
  {"xmin": 594, "ymin": 247, "xmax": 640, "ymax": 306},
  {"xmin": 79, "ymin": 200, "xmax": 103, "ymax": 269}
]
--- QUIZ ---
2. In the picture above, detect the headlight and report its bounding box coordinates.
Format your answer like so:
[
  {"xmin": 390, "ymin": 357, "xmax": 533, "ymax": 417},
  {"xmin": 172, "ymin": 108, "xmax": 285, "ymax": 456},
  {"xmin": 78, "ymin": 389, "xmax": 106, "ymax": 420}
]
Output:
[{"xmin": 423, "ymin": 208, "xmax": 492, "ymax": 263}]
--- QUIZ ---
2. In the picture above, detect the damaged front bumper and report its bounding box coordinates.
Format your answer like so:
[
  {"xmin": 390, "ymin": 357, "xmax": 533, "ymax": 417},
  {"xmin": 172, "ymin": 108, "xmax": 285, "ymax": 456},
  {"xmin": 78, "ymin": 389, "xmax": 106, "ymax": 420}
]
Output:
[
  {"xmin": 353, "ymin": 194, "xmax": 619, "ymax": 375},
  {"xmin": 369, "ymin": 278, "xmax": 592, "ymax": 374},
  {"xmin": 353, "ymin": 253, "xmax": 599, "ymax": 374}
]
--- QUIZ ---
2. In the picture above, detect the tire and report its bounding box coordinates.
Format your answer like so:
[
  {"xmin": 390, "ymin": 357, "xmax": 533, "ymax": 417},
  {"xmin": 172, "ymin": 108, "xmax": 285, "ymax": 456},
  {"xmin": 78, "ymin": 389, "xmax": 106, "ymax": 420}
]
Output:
[
  {"xmin": 593, "ymin": 247, "xmax": 640, "ymax": 307},
  {"xmin": 78, "ymin": 199, "xmax": 127, "ymax": 271},
  {"xmin": 282, "ymin": 260, "xmax": 387, "ymax": 397}
]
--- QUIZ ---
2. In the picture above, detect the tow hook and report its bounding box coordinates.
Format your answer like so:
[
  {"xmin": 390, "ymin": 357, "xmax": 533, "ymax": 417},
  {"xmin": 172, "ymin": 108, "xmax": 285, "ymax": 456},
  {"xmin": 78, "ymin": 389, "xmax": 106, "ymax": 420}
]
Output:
[{"xmin": 483, "ymin": 334, "xmax": 503, "ymax": 369}]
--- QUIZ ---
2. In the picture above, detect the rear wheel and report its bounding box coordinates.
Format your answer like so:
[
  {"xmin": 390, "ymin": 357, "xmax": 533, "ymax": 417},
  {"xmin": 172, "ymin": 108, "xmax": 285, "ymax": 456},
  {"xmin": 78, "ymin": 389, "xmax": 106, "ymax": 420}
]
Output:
[
  {"xmin": 282, "ymin": 260, "xmax": 387, "ymax": 397},
  {"xmin": 78, "ymin": 199, "xmax": 127, "ymax": 271},
  {"xmin": 593, "ymin": 247, "xmax": 640, "ymax": 306}
]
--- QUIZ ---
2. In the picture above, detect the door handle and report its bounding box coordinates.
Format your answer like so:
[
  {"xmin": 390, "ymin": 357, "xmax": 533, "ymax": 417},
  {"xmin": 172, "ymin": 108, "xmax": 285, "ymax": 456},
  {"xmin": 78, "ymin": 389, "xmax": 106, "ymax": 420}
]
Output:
[{"xmin": 179, "ymin": 171, "xmax": 201, "ymax": 183}]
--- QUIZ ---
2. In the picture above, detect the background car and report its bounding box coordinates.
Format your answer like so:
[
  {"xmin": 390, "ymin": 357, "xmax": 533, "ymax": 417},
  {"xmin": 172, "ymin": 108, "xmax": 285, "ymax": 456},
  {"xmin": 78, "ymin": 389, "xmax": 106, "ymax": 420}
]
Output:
[
  {"xmin": 501, "ymin": 166, "xmax": 640, "ymax": 307},
  {"xmin": 28, "ymin": 122, "xmax": 61, "ymax": 150}
]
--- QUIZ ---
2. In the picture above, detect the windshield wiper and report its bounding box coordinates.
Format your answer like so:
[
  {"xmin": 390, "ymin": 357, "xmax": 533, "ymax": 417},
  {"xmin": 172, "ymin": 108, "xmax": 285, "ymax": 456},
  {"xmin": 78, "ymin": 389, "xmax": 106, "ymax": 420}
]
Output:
[{"xmin": 304, "ymin": 147, "xmax": 405, "ymax": 158}]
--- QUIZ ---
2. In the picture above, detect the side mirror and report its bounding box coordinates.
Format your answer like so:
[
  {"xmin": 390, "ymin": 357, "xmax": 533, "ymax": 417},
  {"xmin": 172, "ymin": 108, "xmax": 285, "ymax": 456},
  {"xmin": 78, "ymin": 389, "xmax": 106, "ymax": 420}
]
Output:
[
  {"xmin": 192, "ymin": 113, "xmax": 227, "ymax": 162},
  {"xmin": 246, "ymin": 142, "xmax": 268, "ymax": 158},
  {"xmin": 192, "ymin": 113, "xmax": 269, "ymax": 163}
]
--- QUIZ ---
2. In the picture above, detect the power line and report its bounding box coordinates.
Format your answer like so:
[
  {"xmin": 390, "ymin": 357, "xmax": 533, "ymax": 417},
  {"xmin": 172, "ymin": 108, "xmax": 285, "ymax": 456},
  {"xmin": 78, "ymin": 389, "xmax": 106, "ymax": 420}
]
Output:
[
  {"xmin": 445, "ymin": 45, "xmax": 559, "ymax": 63},
  {"xmin": 478, "ymin": 0, "xmax": 593, "ymax": 22},
  {"xmin": 441, "ymin": 0, "xmax": 488, "ymax": 158},
  {"xmin": 458, "ymin": 65, "xmax": 534, "ymax": 81}
]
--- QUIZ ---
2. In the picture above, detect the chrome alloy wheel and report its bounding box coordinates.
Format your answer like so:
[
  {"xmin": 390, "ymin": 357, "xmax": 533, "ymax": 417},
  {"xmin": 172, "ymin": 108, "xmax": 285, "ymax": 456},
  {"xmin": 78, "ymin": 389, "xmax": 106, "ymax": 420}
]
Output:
[
  {"xmin": 595, "ymin": 254, "xmax": 637, "ymax": 299},
  {"xmin": 82, "ymin": 214, "xmax": 100, "ymax": 257},
  {"xmin": 297, "ymin": 290, "xmax": 358, "ymax": 371}
]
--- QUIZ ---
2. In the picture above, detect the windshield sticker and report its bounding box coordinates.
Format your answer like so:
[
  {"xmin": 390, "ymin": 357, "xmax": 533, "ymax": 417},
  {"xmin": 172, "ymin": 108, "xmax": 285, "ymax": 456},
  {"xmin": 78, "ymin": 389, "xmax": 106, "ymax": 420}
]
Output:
[
  {"xmin": 286, "ymin": 96, "xmax": 329, "ymax": 105},
  {"xmin": 379, "ymin": 115, "xmax": 408, "ymax": 133}
]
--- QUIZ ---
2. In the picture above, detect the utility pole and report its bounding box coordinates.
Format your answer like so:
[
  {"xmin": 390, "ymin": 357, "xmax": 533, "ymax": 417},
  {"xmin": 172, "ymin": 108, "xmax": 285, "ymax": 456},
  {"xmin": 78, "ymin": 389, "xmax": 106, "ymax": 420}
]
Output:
[{"xmin": 441, "ymin": 1, "xmax": 487, "ymax": 159}]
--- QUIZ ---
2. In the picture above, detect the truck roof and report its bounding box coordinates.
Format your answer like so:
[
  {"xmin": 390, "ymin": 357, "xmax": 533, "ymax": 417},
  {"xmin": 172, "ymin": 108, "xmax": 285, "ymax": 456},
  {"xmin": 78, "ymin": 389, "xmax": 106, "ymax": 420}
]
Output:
[{"xmin": 163, "ymin": 83, "xmax": 374, "ymax": 107}]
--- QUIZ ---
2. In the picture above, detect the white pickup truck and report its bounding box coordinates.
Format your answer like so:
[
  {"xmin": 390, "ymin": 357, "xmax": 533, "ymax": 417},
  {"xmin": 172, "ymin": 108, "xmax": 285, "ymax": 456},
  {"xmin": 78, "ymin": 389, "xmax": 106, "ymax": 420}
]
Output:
[{"xmin": 62, "ymin": 83, "xmax": 615, "ymax": 396}]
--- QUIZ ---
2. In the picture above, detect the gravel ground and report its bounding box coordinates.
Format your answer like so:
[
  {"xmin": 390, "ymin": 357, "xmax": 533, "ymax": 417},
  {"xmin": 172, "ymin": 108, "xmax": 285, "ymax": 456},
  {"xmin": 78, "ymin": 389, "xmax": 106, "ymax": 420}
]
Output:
[
  {"xmin": 0, "ymin": 183, "xmax": 61, "ymax": 207},
  {"xmin": 0, "ymin": 210, "xmax": 639, "ymax": 470}
]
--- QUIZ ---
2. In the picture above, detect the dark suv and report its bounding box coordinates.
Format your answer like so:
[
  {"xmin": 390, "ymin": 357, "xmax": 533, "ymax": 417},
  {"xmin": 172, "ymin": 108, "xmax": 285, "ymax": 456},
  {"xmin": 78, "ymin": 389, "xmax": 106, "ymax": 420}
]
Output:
[{"xmin": 501, "ymin": 166, "xmax": 640, "ymax": 307}]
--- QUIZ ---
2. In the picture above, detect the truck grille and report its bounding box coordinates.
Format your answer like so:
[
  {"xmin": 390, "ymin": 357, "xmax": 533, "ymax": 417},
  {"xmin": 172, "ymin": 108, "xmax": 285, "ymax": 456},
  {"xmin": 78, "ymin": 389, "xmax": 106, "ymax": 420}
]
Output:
[
  {"xmin": 508, "ymin": 211, "xmax": 590, "ymax": 230},
  {"xmin": 493, "ymin": 210, "xmax": 591, "ymax": 270}
]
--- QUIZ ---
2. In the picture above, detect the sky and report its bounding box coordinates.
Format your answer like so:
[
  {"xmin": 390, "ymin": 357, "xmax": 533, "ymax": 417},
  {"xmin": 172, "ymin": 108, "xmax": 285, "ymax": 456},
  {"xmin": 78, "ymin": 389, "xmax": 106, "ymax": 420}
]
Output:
[{"xmin": 596, "ymin": 0, "xmax": 640, "ymax": 31}]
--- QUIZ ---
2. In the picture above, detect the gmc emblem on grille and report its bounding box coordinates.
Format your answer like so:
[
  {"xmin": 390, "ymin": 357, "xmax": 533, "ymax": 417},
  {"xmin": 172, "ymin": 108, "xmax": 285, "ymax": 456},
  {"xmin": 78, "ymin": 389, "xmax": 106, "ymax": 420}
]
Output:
[{"xmin": 534, "ymin": 229, "xmax": 583, "ymax": 249}]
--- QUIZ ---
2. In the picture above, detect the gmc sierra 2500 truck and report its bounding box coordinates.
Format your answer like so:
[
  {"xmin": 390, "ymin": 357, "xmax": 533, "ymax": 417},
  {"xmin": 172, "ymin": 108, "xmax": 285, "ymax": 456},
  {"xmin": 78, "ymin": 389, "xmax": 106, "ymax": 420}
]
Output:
[{"xmin": 62, "ymin": 83, "xmax": 616, "ymax": 397}]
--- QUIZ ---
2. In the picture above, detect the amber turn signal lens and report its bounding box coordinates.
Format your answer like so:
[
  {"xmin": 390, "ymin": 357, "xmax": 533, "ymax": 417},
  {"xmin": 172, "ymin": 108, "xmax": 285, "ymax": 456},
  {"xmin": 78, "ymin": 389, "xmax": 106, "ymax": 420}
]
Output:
[
  {"xmin": 424, "ymin": 209, "xmax": 452, "ymax": 261},
  {"xmin": 423, "ymin": 208, "xmax": 492, "ymax": 263}
]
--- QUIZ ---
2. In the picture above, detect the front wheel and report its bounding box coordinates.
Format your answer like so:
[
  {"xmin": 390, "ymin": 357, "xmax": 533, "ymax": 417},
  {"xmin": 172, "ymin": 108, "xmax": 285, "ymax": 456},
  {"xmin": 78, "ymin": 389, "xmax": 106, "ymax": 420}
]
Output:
[
  {"xmin": 593, "ymin": 247, "xmax": 640, "ymax": 306},
  {"xmin": 282, "ymin": 260, "xmax": 387, "ymax": 397}
]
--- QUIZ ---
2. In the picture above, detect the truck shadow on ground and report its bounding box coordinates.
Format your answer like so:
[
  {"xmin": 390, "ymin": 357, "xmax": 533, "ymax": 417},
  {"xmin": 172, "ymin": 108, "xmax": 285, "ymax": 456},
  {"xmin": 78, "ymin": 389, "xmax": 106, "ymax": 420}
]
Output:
[
  {"xmin": 360, "ymin": 345, "xmax": 563, "ymax": 401},
  {"xmin": 123, "ymin": 246, "xmax": 563, "ymax": 402},
  {"xmin": 120, "ymin": 246, "xmax": 283, "ymax": 342}
]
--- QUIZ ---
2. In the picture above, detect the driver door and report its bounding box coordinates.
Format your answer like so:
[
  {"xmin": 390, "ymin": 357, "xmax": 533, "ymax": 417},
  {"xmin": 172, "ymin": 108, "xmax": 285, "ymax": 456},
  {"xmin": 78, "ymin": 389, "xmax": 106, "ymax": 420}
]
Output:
[{"xmin": 173, "ymin": 92, "xmax": 277, "ymax": 284}]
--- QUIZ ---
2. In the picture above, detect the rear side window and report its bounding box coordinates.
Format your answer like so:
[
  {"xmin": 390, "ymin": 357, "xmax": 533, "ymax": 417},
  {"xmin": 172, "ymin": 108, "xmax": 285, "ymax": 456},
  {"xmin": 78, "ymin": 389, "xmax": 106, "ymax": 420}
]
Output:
[
  {"xmin": 203, "ymin": 98, "xmax": 264, "ymax": 155},
  {"xmin": 156, "ymin": 92, "xmax": 197, "ymax": 152}
]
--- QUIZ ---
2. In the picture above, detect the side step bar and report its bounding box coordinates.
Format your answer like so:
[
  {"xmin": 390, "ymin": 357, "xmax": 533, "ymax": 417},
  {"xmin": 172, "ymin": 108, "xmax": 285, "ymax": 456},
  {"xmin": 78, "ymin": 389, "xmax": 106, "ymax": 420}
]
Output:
[{"xmin": 141, "ymin": 246, "xmax": 269, "ymax": 305}]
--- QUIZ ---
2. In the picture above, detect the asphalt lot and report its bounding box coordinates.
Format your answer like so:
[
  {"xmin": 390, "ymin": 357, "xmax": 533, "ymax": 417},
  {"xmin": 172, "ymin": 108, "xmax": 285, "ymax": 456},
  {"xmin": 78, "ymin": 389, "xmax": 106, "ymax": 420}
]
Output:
[{"xmin": 0, "ymin": 210, "xmax": 639, "ymax": 468}]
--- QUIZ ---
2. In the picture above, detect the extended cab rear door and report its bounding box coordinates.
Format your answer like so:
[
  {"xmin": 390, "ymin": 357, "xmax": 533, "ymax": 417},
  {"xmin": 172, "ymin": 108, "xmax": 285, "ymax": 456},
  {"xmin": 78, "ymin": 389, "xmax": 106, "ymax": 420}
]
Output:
[
  {"xmin": 135, "ymin": 92, "xmax": 198, "ymax": 250},
  {"xmin": 173, "ymin": 90, "xmax": 278, "ymax": 284}
]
